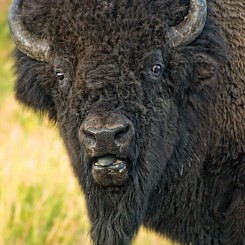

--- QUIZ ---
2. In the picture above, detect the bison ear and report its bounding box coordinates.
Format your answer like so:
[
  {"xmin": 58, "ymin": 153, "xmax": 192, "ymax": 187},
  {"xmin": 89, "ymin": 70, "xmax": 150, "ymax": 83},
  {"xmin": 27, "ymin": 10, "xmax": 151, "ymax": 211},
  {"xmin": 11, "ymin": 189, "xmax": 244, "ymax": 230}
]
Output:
[
  {"xmin": 14, "ymin": 50, "xmax": 57, "ymax": 120},
  {"xmin": 194, "ymin": 54, "xmax": 218, "ymax": 83}
]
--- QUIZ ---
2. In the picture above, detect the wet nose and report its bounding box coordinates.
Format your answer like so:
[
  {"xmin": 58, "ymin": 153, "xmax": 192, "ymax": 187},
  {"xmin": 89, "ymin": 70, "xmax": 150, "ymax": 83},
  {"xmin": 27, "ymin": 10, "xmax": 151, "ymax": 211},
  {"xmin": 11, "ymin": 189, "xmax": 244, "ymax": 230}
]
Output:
[{"xmin": 79, "ymin": 114, "xmax": 135, "ymax": 157}]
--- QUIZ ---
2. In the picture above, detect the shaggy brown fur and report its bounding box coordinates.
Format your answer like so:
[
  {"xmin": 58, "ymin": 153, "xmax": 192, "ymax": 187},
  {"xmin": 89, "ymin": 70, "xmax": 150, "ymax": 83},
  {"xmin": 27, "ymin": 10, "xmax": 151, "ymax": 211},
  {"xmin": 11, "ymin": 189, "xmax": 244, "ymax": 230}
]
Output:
[{"xmin": 13, "ymin": 0, "xmax": 244, "ymax": 244}]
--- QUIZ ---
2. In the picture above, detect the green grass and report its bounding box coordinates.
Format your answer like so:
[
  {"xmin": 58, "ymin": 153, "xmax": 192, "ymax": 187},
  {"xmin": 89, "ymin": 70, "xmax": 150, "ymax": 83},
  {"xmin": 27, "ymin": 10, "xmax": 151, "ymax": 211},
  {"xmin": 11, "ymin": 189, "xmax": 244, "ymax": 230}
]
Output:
[{"xmin": 0, "ymin": 2, "xmax": 177, "ymax": 244}]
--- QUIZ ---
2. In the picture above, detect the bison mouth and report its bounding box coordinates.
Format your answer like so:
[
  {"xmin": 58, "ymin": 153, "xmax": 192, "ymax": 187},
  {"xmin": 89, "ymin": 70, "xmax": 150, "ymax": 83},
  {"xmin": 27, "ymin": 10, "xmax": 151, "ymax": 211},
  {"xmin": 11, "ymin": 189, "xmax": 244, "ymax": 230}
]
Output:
[{"xmin": 91, "ymin": 154, "xmax": 129, "ymax": 187}]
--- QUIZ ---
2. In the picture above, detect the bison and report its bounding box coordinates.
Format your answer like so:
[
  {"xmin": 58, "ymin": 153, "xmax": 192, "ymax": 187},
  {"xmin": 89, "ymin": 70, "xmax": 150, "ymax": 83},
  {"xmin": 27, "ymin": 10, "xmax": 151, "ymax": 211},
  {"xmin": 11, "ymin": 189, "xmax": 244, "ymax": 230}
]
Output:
[{"xmin": 8, "ymin": 0, "xmax": 245, "ymax": 244}]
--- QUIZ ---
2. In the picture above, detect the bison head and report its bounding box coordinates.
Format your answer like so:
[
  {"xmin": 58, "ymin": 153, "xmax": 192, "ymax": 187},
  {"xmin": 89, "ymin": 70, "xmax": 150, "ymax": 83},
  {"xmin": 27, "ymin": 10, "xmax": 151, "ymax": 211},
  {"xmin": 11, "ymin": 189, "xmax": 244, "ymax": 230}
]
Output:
[{"xmin": 9, "ymin": 0, "xmax": 226, "ymax": 244}]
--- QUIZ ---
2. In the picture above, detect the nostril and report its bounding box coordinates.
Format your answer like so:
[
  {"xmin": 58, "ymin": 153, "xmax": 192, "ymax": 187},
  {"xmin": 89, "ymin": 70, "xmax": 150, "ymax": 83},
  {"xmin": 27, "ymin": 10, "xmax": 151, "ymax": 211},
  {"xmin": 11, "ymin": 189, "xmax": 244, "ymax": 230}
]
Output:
[
  {"xmin": 115, "ymin": 125, "xmax": 130, "ymax": 145},
  {"xmin": 82, "ymin": 129, "xmax": 97, "ymax": 146}
]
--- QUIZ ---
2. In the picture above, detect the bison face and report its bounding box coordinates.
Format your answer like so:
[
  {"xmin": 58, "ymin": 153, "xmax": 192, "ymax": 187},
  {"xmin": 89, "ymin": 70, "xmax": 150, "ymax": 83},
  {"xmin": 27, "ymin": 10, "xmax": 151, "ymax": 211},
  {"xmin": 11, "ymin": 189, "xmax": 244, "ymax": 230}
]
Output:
[{"xmin": 52, "ymin": 48, "xmax": 178, "ymax": 191}]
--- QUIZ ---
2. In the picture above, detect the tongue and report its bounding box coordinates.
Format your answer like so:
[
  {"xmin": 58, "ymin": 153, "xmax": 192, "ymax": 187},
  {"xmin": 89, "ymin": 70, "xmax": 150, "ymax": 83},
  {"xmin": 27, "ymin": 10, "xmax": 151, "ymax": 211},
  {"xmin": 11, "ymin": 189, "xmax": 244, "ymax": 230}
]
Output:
[{"xmin": 95, "ymin": 155, "xmax": 117, "ymax": 167}]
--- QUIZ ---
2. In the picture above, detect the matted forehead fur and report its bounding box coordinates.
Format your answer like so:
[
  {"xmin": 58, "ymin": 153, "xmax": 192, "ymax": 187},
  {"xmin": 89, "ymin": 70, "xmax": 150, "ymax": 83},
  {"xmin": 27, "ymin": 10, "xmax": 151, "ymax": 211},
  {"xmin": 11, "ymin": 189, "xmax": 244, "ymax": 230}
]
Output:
[
  {"xmin": 20, "ymin": 0, "xmax": 189, "ymax": 57},
  {"xmin": 20, "ymin": 0, "xmax": 226, "ymax": 64}
]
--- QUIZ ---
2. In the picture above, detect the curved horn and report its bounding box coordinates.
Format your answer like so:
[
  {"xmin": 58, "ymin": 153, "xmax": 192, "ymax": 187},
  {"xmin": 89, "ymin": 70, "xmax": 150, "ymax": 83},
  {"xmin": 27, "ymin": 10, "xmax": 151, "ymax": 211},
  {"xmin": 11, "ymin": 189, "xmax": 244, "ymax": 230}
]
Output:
[
  {"xmin": 8, "ymin": 0, "xmax": 51, "ymax": 62},
  {"xmin": 167, "ymin": 0, "xmax": 207, "ymax": 48}
]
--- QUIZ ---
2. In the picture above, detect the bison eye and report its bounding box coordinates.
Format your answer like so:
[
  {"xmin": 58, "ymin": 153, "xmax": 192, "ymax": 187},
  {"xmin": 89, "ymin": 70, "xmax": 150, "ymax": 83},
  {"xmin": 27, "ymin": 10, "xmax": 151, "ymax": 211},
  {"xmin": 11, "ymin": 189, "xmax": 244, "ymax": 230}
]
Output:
[
  {"xmin": 151, "ymin": 64, "xmax": 163, "ymax": 75},
  {"xmin": 55, "ymin": 70, "xmax": 71, "ymax": 94},
  {"xmin": 56, "ymin": 71, "xmax": 65, "ymax": 81}
]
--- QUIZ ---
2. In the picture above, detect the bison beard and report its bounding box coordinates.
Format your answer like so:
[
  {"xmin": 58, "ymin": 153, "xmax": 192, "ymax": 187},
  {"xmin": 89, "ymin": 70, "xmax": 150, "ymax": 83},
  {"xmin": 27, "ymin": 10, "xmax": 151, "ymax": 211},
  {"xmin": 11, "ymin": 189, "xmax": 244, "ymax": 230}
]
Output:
[
  {"xmin": 86, "ymin": 178, "xmax": 145, "ymax": 244},
  {"xmin": 8, "ymin": 0, "xmax": 245, "ymax": 244}
]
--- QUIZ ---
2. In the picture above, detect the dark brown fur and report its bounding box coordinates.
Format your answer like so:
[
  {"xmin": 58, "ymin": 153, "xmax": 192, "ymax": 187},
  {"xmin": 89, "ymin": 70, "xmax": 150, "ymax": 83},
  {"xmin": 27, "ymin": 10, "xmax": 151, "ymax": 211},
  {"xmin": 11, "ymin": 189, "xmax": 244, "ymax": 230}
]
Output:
[{"xmin": 13, "ymin": 0, "xmax": 245, "ymax": 244}]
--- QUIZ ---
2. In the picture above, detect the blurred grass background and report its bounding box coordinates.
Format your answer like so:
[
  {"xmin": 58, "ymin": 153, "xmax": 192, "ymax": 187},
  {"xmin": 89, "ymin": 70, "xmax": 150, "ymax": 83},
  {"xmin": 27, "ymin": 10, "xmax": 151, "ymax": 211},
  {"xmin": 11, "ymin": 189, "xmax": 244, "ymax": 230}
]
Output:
[{"xmin": 0, "ymin": 1, "xmax": 177, "ymax": 244}]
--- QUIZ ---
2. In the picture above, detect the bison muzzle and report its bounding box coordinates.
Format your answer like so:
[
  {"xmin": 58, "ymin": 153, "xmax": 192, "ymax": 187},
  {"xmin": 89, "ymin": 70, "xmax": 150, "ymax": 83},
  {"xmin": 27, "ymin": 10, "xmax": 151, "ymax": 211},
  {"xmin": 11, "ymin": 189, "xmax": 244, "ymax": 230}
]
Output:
[{"xmin": 79, "ymin": 112, "xmax": 135, "ymax": 186}]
